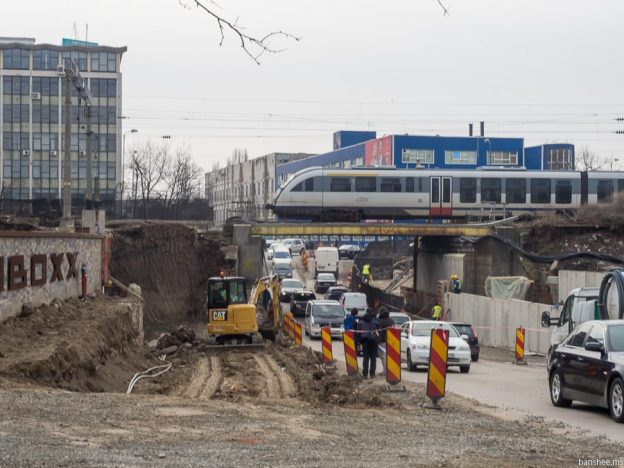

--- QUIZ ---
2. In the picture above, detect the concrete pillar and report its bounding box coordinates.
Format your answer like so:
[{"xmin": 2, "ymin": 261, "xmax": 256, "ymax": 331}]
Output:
[{"xmin": 232, "ymin": 224, "xmax": 263, "ymax": 284}]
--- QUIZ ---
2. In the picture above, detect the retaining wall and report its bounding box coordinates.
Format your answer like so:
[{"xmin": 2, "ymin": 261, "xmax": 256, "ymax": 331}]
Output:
[
  {"xmin": 558, "ymin": 270, "xmax": 605, "ymax": 303},
  {"xmin": 0, "ymin": 231, "xmax": 103, "ymax": 322},
  {"xmin": 445, "ymin": 292, "xmax": 557, "ymax": 354}
]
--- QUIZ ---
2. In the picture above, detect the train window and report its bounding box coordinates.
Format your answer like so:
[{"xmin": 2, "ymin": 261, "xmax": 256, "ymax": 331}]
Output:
[
  {"xmin": 531, "ymin": 179, "xmax": 551, "ymax": 204},
  {"xmin": 459, "ymin": 178, "xmax": 476, "ymax": 203},
  {"xmin": 555, "ymin": 180, "xmax": 572, "ymax": 204},
  {"xmin": 330, "ymin": 177, "xmax": 351, "ymax": 192},
  {"xmin": 506, "ymin": 178, "xmax": 526, "ymax": 204},
  {"xmin": 291, "ymin": 182, "xmax": 303, "ymax": 192},
  {"xmin": 481, "ymin": 178, "xmax": 501, "ymax": 203},
  {"xmin": 405, "ymin": 178, "xmax": 415, "ymax": 193},
  {"xmin": 431, "ymin": 178, "xmax": 439, "ymax": 203},
  {"xmin": 380, "ymin": 178, "xmax": 401, "ymax": 192},
  {"xmin": 597, "ymin": 180, "xmax": 614, "ymax": 203},
  {"xmin": 305, "ymin": 178, "xmax": 314, "ymax": 191},
  {"xmin": 355, "ymin": 177, "xmax": 377, "ymax": 192}
]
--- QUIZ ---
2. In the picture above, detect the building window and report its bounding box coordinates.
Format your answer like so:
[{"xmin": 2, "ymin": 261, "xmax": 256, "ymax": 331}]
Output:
[
  {"xmin": 506, "ymin": 178, "xmax": 526, "ymax": 204},
  {"xmin": 354, "ymin": 157, "xmax": 364, "ymax": 167},
  {"xmin": 597, "ymin": 180, "xmax": 614, "ymax": 203},
  {"xmin": 459, "ymin": 178, "xmax": 476, "ymax": 203},
  {"xmin": 445, "ymin": 150, "xmax": 477, "ymax": 165},
  {"xmin": 3, "ymin": 49, "xmax": 29, "ymax": 69},
  {"xmin": 62, "ymin": 51, "xmax": 88, "ymax": 71},
  {"xmin": 481, "ymin": 178, "xmax": 501, "ymax": 203},
  {"xmin": 380, "ymin": 178, "xmax": 401, "ymax": 192},
  {"xmin": 402, "ymin": 148, "xmax": 434, "ymax": 164},
  {"xmin": 487, "ymin": 151, "xmax": 518, "ymax": 165},
  {"xmin": 32, "ymin": 49, "xmax": 59, "ymax": 70},
  {"xmin": 355, "ymin": 177, "xmax": 376, "ymax": 192},
  {"xmin": 330, "ymin": 177, "xmax": 351, "ymax": 192},
  {"xmin": 548, "ymin": 148, "xmax": 574, "ymax": 170},
  {"xmin": 91, "ymin": 52, "xmax": 117, "ymax": 72},
  {"xmin": 555, "ymin": 180, "xmax": 572, "ymax": 204},
  {"xmin": 344, "ymin": 160, "xmax": 352, "ymax": 169},
  {"xmin": 531, "ymin": 179, "xmax": 551, "ymax": 204}
]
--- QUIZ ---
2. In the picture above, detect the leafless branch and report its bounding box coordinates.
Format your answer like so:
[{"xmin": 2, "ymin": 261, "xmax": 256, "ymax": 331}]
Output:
[
  {"xmin": 436, "ymin": 0, "xmax": 450, "ymax": 15},
  {"xmin": 182, "ymin": 0, "xmax": 301, "ymax": 64}
]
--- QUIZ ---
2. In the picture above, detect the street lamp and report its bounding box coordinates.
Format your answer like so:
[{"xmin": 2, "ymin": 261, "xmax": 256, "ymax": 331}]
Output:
[{"xmin": 121, "ymin": 129, "xmax": 138, "ymax": 216}]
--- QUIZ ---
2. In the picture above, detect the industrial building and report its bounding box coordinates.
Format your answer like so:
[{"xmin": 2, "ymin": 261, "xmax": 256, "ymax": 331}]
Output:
[
  {"xmin": 205, "ymin": 152, "xmax": 313, "ymax": 224},
  {"xmin": 276, "ymin": 130, "xmax": 575, "ymax": 188},
  {"xmin": 0, "ymin": 37, "xmax": 126, "ymax": 207}
]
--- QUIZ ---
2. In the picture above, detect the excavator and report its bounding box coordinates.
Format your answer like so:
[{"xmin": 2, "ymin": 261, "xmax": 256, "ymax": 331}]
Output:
[{"xmin": 206, "ymin": 273, "xmax": 283, "ymax": 346}]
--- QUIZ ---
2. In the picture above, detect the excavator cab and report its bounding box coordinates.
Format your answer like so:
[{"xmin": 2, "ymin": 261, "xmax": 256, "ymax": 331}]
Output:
[{"xmin": 206, "ymin": 276, "xmax": 260, "ymax": 345}]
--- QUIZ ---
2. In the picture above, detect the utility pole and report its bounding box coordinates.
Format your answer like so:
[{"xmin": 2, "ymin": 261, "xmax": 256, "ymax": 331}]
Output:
[
  {"xmin": 62, "ymin": 73, "xmax": 71, "ymax": 219},
  {"xmin": 85, "ymin": 106, "xmax": 93, "ymax": 206}
]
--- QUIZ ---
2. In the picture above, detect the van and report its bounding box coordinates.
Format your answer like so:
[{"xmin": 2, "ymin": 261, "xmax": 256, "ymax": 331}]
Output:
[
  {"xmin": 304, "ymin": 300, "xmax": 345, "ymax": 338},
  {"xmin": 338, "ymin": 292, "xmax": 368, "ymax": 317},
  {"xmin": 315, "ymin": 247, "xmax": 339, "ymax": 277}
]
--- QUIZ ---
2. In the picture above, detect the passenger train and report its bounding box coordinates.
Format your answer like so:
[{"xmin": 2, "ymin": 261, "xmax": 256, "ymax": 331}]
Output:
[{"xmin": 268, "ymin": 166, "xmax": 624, "ymax": 221}]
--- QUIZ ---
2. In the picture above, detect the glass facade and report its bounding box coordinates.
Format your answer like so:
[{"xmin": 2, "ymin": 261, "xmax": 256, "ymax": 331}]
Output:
[{"xmin": 1, "ymin": 43, "xmax": 125, "ymax": 202}]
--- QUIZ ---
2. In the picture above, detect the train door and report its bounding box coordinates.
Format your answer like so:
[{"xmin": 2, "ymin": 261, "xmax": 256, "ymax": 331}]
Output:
[{"xmin": 429, "ymin": 176, "xmax": 452, "ymax": 217}]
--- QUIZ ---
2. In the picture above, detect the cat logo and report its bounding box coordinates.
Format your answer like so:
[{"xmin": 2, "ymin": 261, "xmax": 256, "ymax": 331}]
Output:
[{"xmin": 212, "ymin": 309, "xmax": 228, "ymax": 321}]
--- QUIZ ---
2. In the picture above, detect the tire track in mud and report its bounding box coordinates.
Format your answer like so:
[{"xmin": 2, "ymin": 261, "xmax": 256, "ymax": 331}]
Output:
[{"xmin": 180, "ymin": 356, "xmax": 222, "ymax": 399}]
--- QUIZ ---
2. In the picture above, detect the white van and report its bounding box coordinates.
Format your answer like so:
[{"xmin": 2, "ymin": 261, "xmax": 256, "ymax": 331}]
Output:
[
  {"xmin": 339, "ymin": 292, "xmax": 368, "ymax": 317},
  {"xmin": 272, "ymin": 246, "xmax": 292, "ymax": 266},
  {"xmin": 315, "ymin": 247, "xmax": 339, "ymax": 277}
]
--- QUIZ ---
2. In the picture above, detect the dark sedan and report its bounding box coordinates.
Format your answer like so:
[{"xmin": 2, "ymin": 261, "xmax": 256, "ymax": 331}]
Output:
[
  {"xmin": 325, "ymin": 286, "xmax": 349, "ymax": 301},
  {"xmin": 338, "ymin": 244, "xmax": 361, "ymax": 259},
  {"xmin": 290, "ymin": 290, "xmax": 316, "ymax": 317},
  {"xmin": 314, "ymin": 273, "xmax": 336, "ymax": 293},
  {"xmin": 548, "ymin": 320, "xmax": 624, "ymax": 423},
  {"xmin": 451, "ymin": 322, "xmax": 480, "ymax": 362}
]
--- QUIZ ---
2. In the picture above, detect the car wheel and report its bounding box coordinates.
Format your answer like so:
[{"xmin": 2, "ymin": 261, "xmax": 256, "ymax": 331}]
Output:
[
  {"xmin": 460, "ymin": 364, "xmax": 470, "ymax": 373},
  {"xmin": 406, "ymin": 349, "xmax": 417, "ymax": 372},
  {"xmin": 549, "ymin": 371, "xmax": 572, "ymax": 407},
  {"xmin": 471, "ymin": 353, "xmax": 479, "ymax": 362},
  {"xmin": 609, "ymin": 377, "xmax": 624, "ymax": 423}
]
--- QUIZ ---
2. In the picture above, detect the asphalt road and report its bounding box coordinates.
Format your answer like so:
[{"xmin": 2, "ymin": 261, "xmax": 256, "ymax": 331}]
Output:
[{"xmin": 281, "ymin": 254, "xmax": 624, "ymax": 444}]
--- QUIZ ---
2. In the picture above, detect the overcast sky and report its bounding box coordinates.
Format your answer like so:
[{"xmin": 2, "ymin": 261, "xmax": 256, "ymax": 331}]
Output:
[{"xmin": 2, "ymin": 0, "xmax": 623, "ymax": 171}]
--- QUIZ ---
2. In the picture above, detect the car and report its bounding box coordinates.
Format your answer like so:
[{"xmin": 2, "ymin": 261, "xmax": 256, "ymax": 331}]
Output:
[
  {"xmin": 338, "ymin": 292, "xmax": 368, "ymax": 317},
  {"xmin": 272, "ymin": 246, "xmax": 291, "ymax": 266},
  {"xmin": 325, "ymin": 286, "xmax": 349, "ymax": 301},
  {"xmin": 304, "ymin": 300, "xmax": 345, "ymax": 338},
  {"xmin": 389, "ymin": 311, "xmax": 411, "ymax": 327},
  {"xmin": 272, "ymin": 259, "xmax": 292, "ymax": 279},
  {"xmin": 400, "ymin": 320, "xmax": 471, "ymax": 373},
  {"xmin": 279, "ymin": 278, "xmax": 304, "ymax": 302},
  {"xmin": 267, "ymin": 242, "xmax": 284, "ymax": 261},
  {"xmin": 283, "ymin": 238, "xmax": 305, "ymax": 255},
  {"xmin": 290, "ymin": 290, "xmax": 316, "ymax": 317},
  {"xmin": 314, "ymin": 273, "xmax": 336, "ymax": 293},
  {"xmin": 451, "ymin": 322, "xmax": 480, "ymax": 362},
  {"xmin": 338, "ymin": 244, "xmax": 361, "ymax": 259},
  {"xmin": 548, "ymin": 320, "xmax": 624, "ymax": 423}
]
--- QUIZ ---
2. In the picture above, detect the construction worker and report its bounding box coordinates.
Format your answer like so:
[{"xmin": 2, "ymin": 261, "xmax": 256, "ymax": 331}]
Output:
[
  {"xmin": 362, "ymin": 263, "xmax": 371, "ymax": 284},
  {"xmin": 432, "ymin": 303, "xmax": 442, "ymax": 320},
  {"xmin": 451, "ymin": 274, "xmax": 462, "ymax": 294}
]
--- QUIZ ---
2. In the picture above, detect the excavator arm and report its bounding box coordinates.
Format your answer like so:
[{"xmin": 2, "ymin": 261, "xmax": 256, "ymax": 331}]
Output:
[{"xmin": 250, "ymin": 274, "xmax": 283, "ymax": 339}]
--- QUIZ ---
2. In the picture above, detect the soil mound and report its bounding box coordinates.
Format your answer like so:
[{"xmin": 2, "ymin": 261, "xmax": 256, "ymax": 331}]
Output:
[{"xmin": 110, "ymin": 223, "xmax": 226, "ymax": 332}]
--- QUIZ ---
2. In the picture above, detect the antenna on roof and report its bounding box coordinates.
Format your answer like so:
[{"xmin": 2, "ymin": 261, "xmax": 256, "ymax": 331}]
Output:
[
  {"xmin": 73, "ymin": 21, "xmax": 78, "ymax": 40},
  {"xmin": 85, "ymin": 24, "xmax": 88, "ymax": 44}
]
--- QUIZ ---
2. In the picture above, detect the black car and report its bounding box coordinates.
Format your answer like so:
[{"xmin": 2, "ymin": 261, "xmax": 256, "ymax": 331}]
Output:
[
  {"xmin": 314, "ymin": 273, "xmax": 337, "ymax": 293},
  {"xmin": 325, "ymin": 286, "xmax": 349, "ymax": 301},
  {"xmin": 279, "ymin": 278, "xmax": 304, "ymax": 302},
  {"xmin": 338, "ymin": 244, "xmax": 361, "ymax": 259},
  {"xmin": 451, "ymin": 322, "xmax": 480, "ymax": 362},
  {"xmin": 548, "ymin": 320, "xmax": 624, "ymax": 423},
  {"xmin": 290, "ymin": 290, "xmax": 316, "ymax": 317}
]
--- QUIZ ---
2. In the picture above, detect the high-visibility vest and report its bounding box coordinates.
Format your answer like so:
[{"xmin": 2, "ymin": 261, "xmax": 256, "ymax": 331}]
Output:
[
  {"xmin": 362, "ymin": 264, "xmax": 370, "ymax": 275},
  {"xmin": 432, "ymin": 305, "xmax": 442, "ymax": 319}
]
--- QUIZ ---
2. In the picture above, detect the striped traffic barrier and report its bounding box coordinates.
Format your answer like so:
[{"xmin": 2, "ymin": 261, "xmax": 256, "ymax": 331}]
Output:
[
  {"xmin": 284, "ymin": 314, "xmax": 293, "ymax": 339},
  {"xmin": 321, "ymin": 326, "xmax": 333, "ymax": 364},
  {"xmin": 426, "ymin": 328, "xmax": 449, "ymax": 408},
  {"xmin": 342, "ymin": 330, "xmax": 359, "ymax": 375},
  {"xmin": 385, "ymin": 327, "xmax": 401, "ymax": 385},
  {"xmin": 515, "ymin": 326, "xmax": 527, "ymax": 365},
  {"xmin": 288, "ymin": 316, "xmax": 295, "ymax": 339},
  {"xmin": 294, "ymin": 322, "xmax": 303, "ymax": 345}
]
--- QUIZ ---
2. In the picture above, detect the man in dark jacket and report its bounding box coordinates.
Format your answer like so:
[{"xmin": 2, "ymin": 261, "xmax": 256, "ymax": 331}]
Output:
[
  {"xmin": 376, "ymin": 307, "xmax": 395, "ymax": 376},
  {"xmin": 358, "ymin": 308, "xmax": 380, "ymax": 378}
]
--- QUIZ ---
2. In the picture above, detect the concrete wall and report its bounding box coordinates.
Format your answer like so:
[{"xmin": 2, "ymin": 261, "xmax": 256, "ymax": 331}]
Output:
[
  {"xmin": 233, "ymin": 224, "xmax": 263, "ymax": 284},
  {"xmin": 558, "ymin": 270, "xmax": 605, "ymax": 303},
  {"xmin": 445, "ymin": 292, "xmax": 556, "ymax": 354},
  {"xmin": 417, "ymin": 253, "xmax": 465, "ymax": 294},
  {"xmin": 0, "ymin": 231, "xmax": 103, "ymax": 322}
]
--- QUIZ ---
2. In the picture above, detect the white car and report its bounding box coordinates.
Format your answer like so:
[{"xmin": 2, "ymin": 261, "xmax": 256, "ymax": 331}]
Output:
[
  {"xmin": 267, "ymin": 242, "xmax": 284, "ymax": 260},
  {"xmin": 283, "ymin": 238, "xmax": 305, "ymax": 255},
  {"xmin": 272, "ymin": 246, "xmax": 291, "ymax": 266},
  {"xmin": 389, "ymin": 312, "xmax": 411, "ymax": 327},
  {"xmin": 400, "ymin": 320, "xmax": 472, "ymax": 373}
]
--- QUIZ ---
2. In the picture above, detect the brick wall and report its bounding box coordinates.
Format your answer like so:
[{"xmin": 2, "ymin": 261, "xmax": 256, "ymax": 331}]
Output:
[{"xmin": 0, "ymin": 231, "xmax": 103, "ymax": 322}]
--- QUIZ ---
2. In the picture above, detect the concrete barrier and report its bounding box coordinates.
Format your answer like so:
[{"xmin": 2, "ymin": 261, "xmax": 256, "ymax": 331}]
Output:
[
  {"xmin": 445, "ymin": 292, "xmax": 556, "ymax": 354},
  {"xmin": 558, "ymin": 270, "xmax": 605, "ymax": 303}
]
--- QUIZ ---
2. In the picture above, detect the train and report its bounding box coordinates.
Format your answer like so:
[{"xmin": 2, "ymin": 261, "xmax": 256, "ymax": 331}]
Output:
[{"xmin": 268, "ymin": 166, "xmax": 624, "ymax": 222}]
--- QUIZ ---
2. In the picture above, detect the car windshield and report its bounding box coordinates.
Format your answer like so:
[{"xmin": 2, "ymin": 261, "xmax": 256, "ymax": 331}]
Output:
[
  {"xmin": 283, "ymin": 240, "xmax": 293, "ymax": 246},
  {"xmin": 282, "ymin": 279, "xmax": 302, "ymax": 289},
  {"xmin": 453, "ymin": 324, "xmax": 474, "ymax": 336},
  {"xmin": 274, "ymin": 265, "xmax": 291, "ymax": 272},
  {"xmin": 608, "ymin": 325, "xmax": 624, "ymax": 352},
  {"xmin": 390, "ymin": 315, "xmax": 410, "ymax": 326},
  {"xmin": 294, "ymin": 292, "xmax": 315, "ymax": 301},
  {"xmin": 318, "ymin": 274, "xmax": 335, "ymax": 281},
  {"xmin": 274, "ymin": 251, "xmax": 290, "ymax": 259},
  {"xmin": 313, "ymin": 304, "xmax": 345, "ymax": 317},
  {"xmin": 411, "ymin": 323, "xmax": 459, "ymax": 337}
]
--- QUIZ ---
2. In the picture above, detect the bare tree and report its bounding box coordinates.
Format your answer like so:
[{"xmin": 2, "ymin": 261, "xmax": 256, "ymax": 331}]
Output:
[
  {"xmin": 128, "ymin": 141, "xmax": 169, "ymax": 220},
  {"xmin": 576, "ymin": 147, "xmax": 605, "ymax": 171},
  {"xmin": 162, "ymin": 145, "xmax": 203, "ymax": 218}
]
